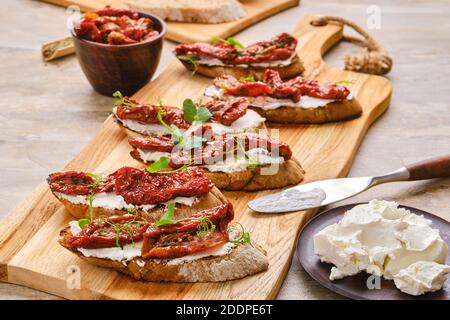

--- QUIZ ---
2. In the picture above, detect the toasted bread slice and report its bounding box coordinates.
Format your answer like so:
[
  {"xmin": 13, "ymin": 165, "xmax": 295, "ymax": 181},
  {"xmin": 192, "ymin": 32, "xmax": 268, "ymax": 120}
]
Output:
[
  {"xmin": 206, "ymin": 159, "xmax": 305, "ymax": 191},
  {"xmin": 180, "ymin": 55, "xmax": 305, "ymax": 81},
  {"xmin": 59, "ymin": 227, "xmax": 268, "ymax": 282},
  {"xmin": 130, "ymin": 150, "xmax": 305, "ymax": 191},
  {"xmin": 51, "ymin": 186, "xmax": 227, "ymax": 221},
  {"xmin": 113, "ymin": 110, "xmax": 267, "ymax": 137},
  {"xmin": 250, "ymin": 98, "xmax": 363, "ymax": 124},
  {"xmin": 126, "ymin": 0, "xmax": 246, "ymax": 24}
]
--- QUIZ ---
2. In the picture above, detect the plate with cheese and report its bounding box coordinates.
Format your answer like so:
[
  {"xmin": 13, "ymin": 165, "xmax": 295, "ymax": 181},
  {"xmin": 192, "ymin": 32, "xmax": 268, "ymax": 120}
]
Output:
[{"xmin": 297, "ymin": 200, "xmax": 450, "ymax": 300}]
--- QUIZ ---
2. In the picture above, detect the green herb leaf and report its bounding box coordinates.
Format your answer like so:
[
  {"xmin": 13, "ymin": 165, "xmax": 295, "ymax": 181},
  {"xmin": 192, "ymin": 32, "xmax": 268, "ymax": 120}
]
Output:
[
  {"xmin": 112, "ymin": 90, "xmax": 136, "ymax": 107},
  {"xmin": 112, "ymin": 90, "xmax": 123, "ymax": 103},
  {"xmin": 156, "ymin": 164, "xmax": 190, "ymax": 174},
  {"xmin": 212, "ymin": 36, "xmax": 244, "ymax": 49},
  {"xmin": 78, "ymin": 218, "xmax": 91, "ymax": 229},
  {"xmin": 155, "ymin": 202, "xmax": 177, "ymax": 227},
  {"xmin": 182, "ymin": 99, "xmax": 197, "ymax": 122},
  {"xmin": 87, "ymin": 193, "xmax": 95, "ymax": 221},
  {"xmin": 157, "ymin": 109, "xmax": 185, "ymax": 144},
  {"xmin": 127, "ymin": 207, "xmax": 137, "ymax": 214},
  {"xmin": 335, "ymin": 79, "xmax": 355, "ymax": 86},
  {"xmin": 146, "ymin": 156, "xmax": 171, "ymax": 173},
  {"xmin": 177, "ymin": 56, "xmax": 199, "ymax": 75},
  {"xmin": 236, "ymin": 138, "xmax": 261, "ymax": 169},
  {"xmin": 182, "ymin": 99, "xmax": 212, "ymax": 124},
  {"xmin": 226, "ymin": 37, "xmax": 244, "ymax": 49},
  {"xmin": 86, "ymin": 172, "xmax": 104, "ymax": 188},
  {"xmin": 228, "ymin": 222, "xmax": 252, "ymax": 245},
  {"xmin": 240, "ymin": 75, "xmax": 256, "ymax": 82},
  {"xmin": 196, "ymin": 107, "xmax": 212, "ymax": 123},
  {"xmin": 196, "ymin": 217, "xmax": 216, "ymax": 237}
]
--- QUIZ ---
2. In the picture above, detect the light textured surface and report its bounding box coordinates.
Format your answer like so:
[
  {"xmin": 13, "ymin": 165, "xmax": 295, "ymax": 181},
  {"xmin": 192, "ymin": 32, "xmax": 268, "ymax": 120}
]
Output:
[
  {"xmin": 39, "ymin": 0, "xmax": 300, "ymax": 42},
  {"xmin": 0, "ymin": 0, "xmax": 449, "ymax": 299}
]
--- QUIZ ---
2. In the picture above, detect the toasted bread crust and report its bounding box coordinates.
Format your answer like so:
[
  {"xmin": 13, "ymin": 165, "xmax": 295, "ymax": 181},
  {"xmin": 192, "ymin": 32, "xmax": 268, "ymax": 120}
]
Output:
[
  {"xmin": 179, "ymin": 54, "xmax": 305, "ymax": 80},
  {"xmin": 51, "ymin": 186, "xmax": 227, "ymax": 220},
  {"xmin": 204, "ymin": 159, "xmax": 305, "ymax": 191},
  {"xmin": 59, "ymin": 227, "xmax": 268, "ymax": 282},
  {"xmin": 126, "ymin": 0, "xmax": 247, "ymax": 24},
  {"xmin": 130, "ymin": 150, "xmax": 305, "ymax": 191},
  {"xmin": 250, "ymin": 98, "xmax": 363, "ymax": 124}
]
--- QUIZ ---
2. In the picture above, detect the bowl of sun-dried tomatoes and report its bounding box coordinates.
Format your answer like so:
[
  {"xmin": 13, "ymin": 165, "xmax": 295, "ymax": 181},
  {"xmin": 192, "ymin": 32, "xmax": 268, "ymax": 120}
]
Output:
[{"xmin": 71, "ymin": 6, "xmax": 166, "ymax": 96}]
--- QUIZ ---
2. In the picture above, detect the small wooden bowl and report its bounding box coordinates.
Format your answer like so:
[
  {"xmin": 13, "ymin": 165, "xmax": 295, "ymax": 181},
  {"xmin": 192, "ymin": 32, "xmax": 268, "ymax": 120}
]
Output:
[{"xmin": 71, "ymin": 13, "xmax": 167, "ymax": 96}]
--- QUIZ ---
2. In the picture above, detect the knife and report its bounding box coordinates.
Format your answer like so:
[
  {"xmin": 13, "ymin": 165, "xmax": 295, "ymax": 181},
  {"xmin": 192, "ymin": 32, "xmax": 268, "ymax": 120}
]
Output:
[{"xmin": 248, "ymin": 154, "xmax": 450, "ymax": 213}]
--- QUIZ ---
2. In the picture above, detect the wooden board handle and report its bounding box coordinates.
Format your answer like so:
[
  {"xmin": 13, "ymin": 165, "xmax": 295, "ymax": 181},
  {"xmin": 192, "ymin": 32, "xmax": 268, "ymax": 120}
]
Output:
[{"xmin": 407, "ymin": 154, "xmax": 450, "ymax": 180}]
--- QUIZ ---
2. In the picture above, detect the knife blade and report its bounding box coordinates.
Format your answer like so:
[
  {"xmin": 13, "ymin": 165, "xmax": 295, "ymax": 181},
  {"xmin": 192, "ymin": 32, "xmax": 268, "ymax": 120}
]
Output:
[{"xmin": 248, "ymin": 154, "xmax": 450, "ymax": 213}]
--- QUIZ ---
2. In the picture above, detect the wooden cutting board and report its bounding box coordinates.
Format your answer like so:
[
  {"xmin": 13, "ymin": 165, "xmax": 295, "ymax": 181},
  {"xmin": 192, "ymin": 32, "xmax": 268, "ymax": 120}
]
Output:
[
  {"xmin": 39, "ymin": 0, "xmax": 300, "ymax": 43},
  {"xmin": 0, "ymin": 16, "xmax": 392, "ymax": 299}
]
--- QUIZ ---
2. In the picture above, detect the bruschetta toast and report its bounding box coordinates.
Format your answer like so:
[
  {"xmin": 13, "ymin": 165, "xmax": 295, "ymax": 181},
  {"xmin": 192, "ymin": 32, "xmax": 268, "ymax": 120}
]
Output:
[
  {"xmin": 112, "ymin": 93, "xmax": 266, "ymax": 136},
  {"xmin": 174, "ymin": 33, "xmax": 305, "ymax": 80},
  {"xmin": 59, "ymin": 202, "xmax": 269, "ymax": 282},
  {"xmin": 205, "ymin": 69, "xmax": 363, "ymax": 124},
  {"xmin": 128, "ymin": 131, "xmax": 305, "ymax": 191},
  {"xmin": 48, "ymin": 167, "xmax": 227, "ymax": 220}
]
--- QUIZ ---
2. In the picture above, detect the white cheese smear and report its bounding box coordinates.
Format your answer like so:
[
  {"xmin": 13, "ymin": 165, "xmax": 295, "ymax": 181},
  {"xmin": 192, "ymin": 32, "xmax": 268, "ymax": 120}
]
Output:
[
  {"xmin": 393, "ymin": 261, "xmax": 450, "ymax": 296},
  {"xmin": 196, "ymin": 52, "xmax": 296, "ymax": 68},
  {"xmin": 116, "ymin": 108, "xmax": 264, "ymax": 136},
  {"xmin": 137, "ymin": 147, "xmax": 284, "ymax": 173},
  {"xmin": 313, "ymin": 200, "xmax": 449, "ymax": 295},
  {"xmin": 56, "ymin": 192, "xmax": 197, "ymax": 212},
  {"xmin": 204, "ymin": 85, "xmax": 353, "ymax": 110},
  {"xmin": 68, "ymin": 221, "xmax": 142, "ymax": 262},
  {"xmin": 68, "ymin": 221, "xmax": 235, "ymax": 264}
]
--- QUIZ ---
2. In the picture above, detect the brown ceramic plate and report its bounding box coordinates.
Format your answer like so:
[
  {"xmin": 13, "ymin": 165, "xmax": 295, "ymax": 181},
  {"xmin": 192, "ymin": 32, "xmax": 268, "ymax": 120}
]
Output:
[{"xmin": 297, "ymin": 203, "xmax": 450, "ymax": 300}]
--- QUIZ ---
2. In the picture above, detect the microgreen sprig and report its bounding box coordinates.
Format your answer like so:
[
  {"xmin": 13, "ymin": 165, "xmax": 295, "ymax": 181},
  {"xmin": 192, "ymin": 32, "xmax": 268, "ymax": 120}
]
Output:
[
  {"xmin": 335, "ymin": 79, "xmax": 355, "ymax": 86},
  {"xmin": 182, "ymin": 98, "xmax": 212, "ymax": 124},
  {"xmin": 228, "ymin": 222, "xmax": 252, "ymax": 245},
  {"xmin": 156, "ymin": 108, "xmax": 207, "ymax": 151},
  {"xmin": 155, "ymin": 201, "xmax": 177, "ymax": 227},
  {"xmin": 86, "ymin": 172, "xmax": 105, "ymax": 188},
  {"xmin": 113, "ymin": 91, "xmax": 137, "ymax": 107},
  {"xmin": 240, "ymin": 75, "xmax": 256, "ymax": 82},
  {"xmin": 236, "ymin": 138, "xmax": 261, "ymax": 170},
  {"xmin": 212, "ymin": 36, "xmax": 244, "ymax": 49},
  {"xmin": 146, "ymin": 156, "xmax": 189, "ymax": 174},
  {"xmin": 87, "ymin": 192, "xmax": 95, "ymax": 222},
  {"xmin": 177, "ymin": 56, "xmax": 199, "ymax": 75},
  {"xmin": 154, "ymin": 202, "xmax": 217, "ymax": 237}
]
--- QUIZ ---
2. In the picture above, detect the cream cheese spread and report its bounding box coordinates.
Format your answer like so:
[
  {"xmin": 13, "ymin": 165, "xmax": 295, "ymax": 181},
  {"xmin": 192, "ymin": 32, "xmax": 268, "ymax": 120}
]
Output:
[
  {"xmin": 69, "ymin": 220, "xmax": 235, "ymax": 264},
  {"xmin": 205, "ymin": 85, "xmax": 353, "ymax": 110},
  {"xmin": 196, "ymin": 52, "xmax": 296, "ymax": 68},
  {"xmin": 68, "ymin": 221, "xmax": 142, "ymax": 262},
  {"xmin": 138, "ymin": 147, "xmax": 284, "ymax": 173},
  {"xmin": 393, "ymin": 261, "xmax": 450, "ymax": 295},
  {"xmin": 313, "ymin": 200, "xmax": 449, "ymax": 295},
  {"xmin": 116, "ymin": 108, "xmax": 264, "ymax": 135},
  {"xmin": 56, "ymin": 192, "xmax": 198, "ymax": 212}
]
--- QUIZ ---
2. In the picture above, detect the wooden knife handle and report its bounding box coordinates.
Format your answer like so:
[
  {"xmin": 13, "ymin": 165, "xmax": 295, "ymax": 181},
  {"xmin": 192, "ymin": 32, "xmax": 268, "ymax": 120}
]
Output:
[{"xmin": 406, "ymin": 154, "xmax": 450, "ymax": 180}]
